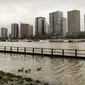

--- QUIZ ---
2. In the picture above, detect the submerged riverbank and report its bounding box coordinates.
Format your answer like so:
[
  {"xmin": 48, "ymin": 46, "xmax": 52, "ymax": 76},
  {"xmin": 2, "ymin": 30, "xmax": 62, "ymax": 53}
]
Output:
[{"xmin": 0, "ymin": 71, "xmax": 49, "ymax": 85}]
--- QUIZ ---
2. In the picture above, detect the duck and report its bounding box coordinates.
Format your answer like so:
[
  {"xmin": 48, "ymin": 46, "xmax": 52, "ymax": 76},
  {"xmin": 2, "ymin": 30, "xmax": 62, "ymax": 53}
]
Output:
[{"xmin": 37, "ymin": 67, "xmax": 41, "ymax": 71}]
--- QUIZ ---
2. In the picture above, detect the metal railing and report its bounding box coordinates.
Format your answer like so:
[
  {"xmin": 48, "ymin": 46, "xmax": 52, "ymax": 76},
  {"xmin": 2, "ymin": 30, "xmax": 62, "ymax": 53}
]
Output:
[{"xmin": 0, "ymin": 46, "xmax": 85, "ymax": 57}]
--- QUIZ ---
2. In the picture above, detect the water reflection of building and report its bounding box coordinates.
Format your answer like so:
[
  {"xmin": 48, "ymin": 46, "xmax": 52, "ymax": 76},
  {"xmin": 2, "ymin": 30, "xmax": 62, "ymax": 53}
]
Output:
[{"xmin": 34, "ymin": 56, "xmax": 43, "ymax": 63}]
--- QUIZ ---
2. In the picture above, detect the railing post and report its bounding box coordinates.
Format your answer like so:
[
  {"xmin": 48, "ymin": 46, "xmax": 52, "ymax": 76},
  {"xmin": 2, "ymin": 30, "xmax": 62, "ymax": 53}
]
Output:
[
  {"xmin": 24, "ymin": 47, "xmax": 26, "ymax": 53},
  {"xmin": 51, "ymin": 49, "xmax": 53, "ymax": 55},
  {"xmin": 62, "ymin": 49, "xmax": 64, "ymax": 56},
  {"xmin": 17, "ymin": 47, "xmax": 19, "ymax": 52},
  {"xmin": 10, "ymin": 47, "xmax": 12, "ymax": 52},
  {"xmin": 4, "ymin": 47, "xmax": 6, "ymax": 51},
  {"xmin": 41, "ymin": 48, "xmax": 43, "ymax": 54},
  {"xmin": 33, "ymin": 48, "xmax": 34, "ymax": 54},
  {"xmin": 75, "ymin": 50, "xmax": 77, "ymax": 56}
]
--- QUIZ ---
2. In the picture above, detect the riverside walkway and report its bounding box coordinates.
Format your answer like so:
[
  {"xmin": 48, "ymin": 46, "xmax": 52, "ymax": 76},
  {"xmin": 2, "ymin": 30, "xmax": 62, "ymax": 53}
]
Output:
[{"xmin": 0, "ymin": 46, "xmax": 85, "ymax": 59}]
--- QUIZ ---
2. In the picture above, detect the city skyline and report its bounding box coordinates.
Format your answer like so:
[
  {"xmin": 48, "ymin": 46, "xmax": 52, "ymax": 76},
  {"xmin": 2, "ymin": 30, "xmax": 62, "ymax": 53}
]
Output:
[
  {"xmin": 0, "ymin": 9, "xmax": 83, "ymax": 38},
  {"xmin": 0, "ymin": 0, "xmax": 85, "ymax": 34}
]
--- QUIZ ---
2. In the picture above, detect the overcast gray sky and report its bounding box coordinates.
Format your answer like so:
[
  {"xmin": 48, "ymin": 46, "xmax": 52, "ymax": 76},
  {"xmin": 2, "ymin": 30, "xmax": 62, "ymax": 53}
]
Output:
[{"xmin": 0, "ymin": 0, "xmax": 85, "ymax": 34}]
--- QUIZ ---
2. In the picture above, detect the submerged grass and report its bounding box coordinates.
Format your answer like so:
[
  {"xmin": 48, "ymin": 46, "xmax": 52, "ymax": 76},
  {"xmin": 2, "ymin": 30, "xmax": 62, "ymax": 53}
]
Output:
[{"xmin": 0, "ymin": 71, "xmax": 49, "ymax": 85}]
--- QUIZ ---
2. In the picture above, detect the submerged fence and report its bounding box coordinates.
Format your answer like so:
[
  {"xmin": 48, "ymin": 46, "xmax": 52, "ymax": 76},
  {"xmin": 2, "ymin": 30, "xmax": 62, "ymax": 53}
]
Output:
[{"xmin": 0, "ymin": 46, "xmax": 85, "ymax": 58}]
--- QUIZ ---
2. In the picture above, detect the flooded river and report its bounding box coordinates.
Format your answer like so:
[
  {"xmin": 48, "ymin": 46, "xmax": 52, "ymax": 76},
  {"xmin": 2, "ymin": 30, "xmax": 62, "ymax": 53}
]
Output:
[{"xmin": 0, "ymin": 42, "xmax": 85, "ymax": 85}]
